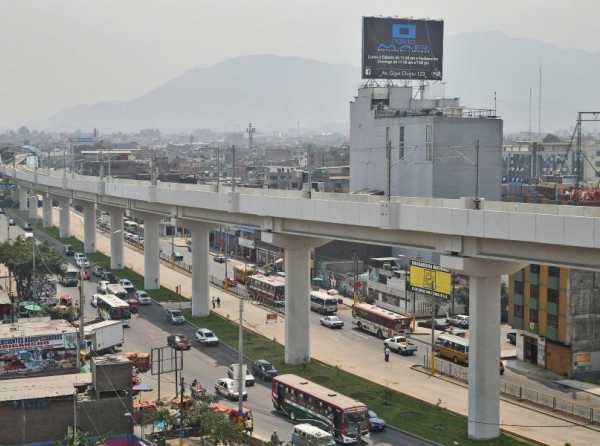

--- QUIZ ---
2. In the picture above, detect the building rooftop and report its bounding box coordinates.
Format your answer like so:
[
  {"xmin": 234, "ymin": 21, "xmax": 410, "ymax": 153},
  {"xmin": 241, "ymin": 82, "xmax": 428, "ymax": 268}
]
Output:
[
  {"xmin": 0, "ymin": 319, "xmax": 76, "ymax": 340},
  {"xmin": 0, "ymin": 373, "xmax": 92, "ymax": 402}
]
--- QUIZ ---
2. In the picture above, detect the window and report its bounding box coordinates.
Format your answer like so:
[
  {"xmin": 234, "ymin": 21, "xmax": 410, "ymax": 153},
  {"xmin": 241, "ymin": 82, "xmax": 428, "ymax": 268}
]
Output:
[
  {"xmin": 547, "ymin": 314, "xmax": 559, "ymax": 327},
  {"xmin": 547, "ymin": 288, "xmax": 559, "ymax": 304},
  {"xmin": 399, "ymin": 126, "xmax": 405, "ymax": 159},
  {"xmin": 514, "ymin": 305, "xmax": 524, "ymax": 318},
  {"xmin": 530, "ymin": 264, "xmax": 540, "ymax": 274},
  {"xmin": 529, "ymin": 309, "xmax": 539, "ymax": 323},
  {"xmin": 530, "ymin": 284, "xmax": 539, "ymax": 299},
  {"xmin": 514, "ymin": 280, "xmax": 524, "ymax": 294},
  {"xmin": 548, "ymin": 266, "xmax": 560, "ymax": 278},
  {"xmin": 425, "ymin": 125, "xmax": 433, "ymax": 161}
]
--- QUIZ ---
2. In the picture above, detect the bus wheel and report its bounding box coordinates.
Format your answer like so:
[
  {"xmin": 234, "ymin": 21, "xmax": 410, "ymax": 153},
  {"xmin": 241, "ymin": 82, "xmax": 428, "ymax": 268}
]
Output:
[{"xmin": 377, "ymin": 330, "xmax": 383, "ymax": 339}]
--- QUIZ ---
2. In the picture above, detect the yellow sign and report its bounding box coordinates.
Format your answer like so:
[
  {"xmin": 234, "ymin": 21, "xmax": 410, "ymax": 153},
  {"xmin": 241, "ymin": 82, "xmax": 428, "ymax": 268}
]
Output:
[{"xmin": 409, "ymin": 260, "xmax": 451, "ymax": 298}]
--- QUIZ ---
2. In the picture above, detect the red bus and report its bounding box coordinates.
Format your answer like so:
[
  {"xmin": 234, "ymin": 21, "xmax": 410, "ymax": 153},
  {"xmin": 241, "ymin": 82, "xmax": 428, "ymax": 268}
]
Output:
[
  {"xmin": 352, "ymin": 303, "xmax": 410, "ymax": 338},
  {"xmin": 246, "ymin": 273, "xmax": 285, "ymax": 307}
]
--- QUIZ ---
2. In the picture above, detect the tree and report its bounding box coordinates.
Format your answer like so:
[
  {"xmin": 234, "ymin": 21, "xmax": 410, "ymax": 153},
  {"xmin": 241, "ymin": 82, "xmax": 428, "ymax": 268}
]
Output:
[
  {"xmin": 56, "ymin": 425, "xmax": 106, "ymax": 446},
  {"xmin": 184, "ymin": 396, "xmax": 245, "ymax": 445},
  {"xmin": 0, "ymin": 238, "xmax": 65, "ymax": 301}
]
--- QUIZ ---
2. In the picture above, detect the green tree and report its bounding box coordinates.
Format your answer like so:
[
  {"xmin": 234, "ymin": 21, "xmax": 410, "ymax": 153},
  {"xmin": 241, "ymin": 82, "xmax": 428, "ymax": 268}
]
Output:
[
  {"xmin": 56, "ymin": 425, "xmax": 106, "ymax": 446},
  {"xmin": 184, "ymin": 396, "xmax": 245, "ymax": 445},
  {"xmin": 0, "ymin": 238, "xmax": 64, "ymax": 301}
]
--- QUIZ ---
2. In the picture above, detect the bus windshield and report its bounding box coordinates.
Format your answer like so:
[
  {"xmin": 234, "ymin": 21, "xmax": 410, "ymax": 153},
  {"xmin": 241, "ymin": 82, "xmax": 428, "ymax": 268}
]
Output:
[{"xmin": 343, "ymin": 408, "xmax": 369, "ymax": 436}]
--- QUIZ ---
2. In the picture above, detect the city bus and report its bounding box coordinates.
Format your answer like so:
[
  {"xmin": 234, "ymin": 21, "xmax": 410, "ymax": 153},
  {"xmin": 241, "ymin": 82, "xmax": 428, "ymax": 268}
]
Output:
[
  {"xmin": 351, "ymin": 303, "xmax": 410, "ymax": 339},
  {"xmin": 272, "ymin": 374, "xmax": 369, "ymax": 444},
  {"xmin": 309, "ymin": 290, "xmax": 339, "ymax": 315},
  {"xmin": 434, "ymin": 334, "xmax": 505, "ymax": 374},
  {"xmin": 97, "ymin": 294, "xmax": 131, "ymax": 327},
  {"xmin": 106, "ymin": 284, "xmax": 128, "ymax": 301},
  {"xmin": 233, "ymin": 264, "xmax": 256, "ymax": 284},
  {"xmin": 246, "ymin": 273, "xmax": 285, "ymax": 307}
]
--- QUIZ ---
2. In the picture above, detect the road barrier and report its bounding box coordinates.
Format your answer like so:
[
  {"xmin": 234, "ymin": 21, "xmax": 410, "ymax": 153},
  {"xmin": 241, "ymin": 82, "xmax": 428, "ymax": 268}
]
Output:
[{"xmin": 423, "ymin": 355, "xmax": 600, "ymax": 425}]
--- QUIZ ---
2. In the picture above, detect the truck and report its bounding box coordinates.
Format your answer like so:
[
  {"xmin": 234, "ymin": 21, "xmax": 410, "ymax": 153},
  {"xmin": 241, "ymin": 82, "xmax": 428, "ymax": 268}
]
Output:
[
  {"xmin": 383, "ymin": 335, "xmax": 418, "ymax": 356},
  {"xmin": 84, "ymin": 320, "xmax": 124, "ymax": 355}
]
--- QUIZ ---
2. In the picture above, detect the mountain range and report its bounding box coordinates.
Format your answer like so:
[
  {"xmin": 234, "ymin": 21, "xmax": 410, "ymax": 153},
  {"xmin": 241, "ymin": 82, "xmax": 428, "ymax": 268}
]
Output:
[{"xmin": 45, "ymin": 32, "xmax": 600, "ymax": 134}]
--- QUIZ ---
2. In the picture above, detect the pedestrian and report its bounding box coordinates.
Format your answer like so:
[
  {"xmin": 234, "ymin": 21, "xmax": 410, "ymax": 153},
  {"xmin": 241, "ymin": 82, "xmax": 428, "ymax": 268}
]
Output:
[
  {"xmin": 212, "ymin": 297, "xmax": 216, "ymax": 309},
  {"xmin": 244, "ymin": 415, "xmax": 253, "ymax": 435},
  {"xmin": 216, "ymin": 297, "xmax": 221, "ymax": 308},
  {"xmin": 270, "ymin": 431, "xmax": 280, "ymax": 445},
  {"xmin": 384, "ymin": 346, "xmax": 390, "ymax": 362}
]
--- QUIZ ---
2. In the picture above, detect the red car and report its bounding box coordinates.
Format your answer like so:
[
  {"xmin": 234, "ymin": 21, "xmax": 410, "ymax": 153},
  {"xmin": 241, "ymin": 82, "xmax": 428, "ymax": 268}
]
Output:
[
  {"xmin": 167, "ymin": 334, "xmax": 191, "ymax": 350},
  {"xmin": 127, "ymin": 298, "xmax": 139, "ymax": 314}
]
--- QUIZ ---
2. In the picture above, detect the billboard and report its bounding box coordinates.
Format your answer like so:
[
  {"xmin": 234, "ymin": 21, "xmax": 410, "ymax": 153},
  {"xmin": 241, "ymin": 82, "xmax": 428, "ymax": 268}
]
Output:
[
  {"xmin": 362, "ymin": 17, "xmax": 444, "ymax": 80},
  {"xmin": 408, "ymin": 260, "xmax": 451, "ymax": 298}
]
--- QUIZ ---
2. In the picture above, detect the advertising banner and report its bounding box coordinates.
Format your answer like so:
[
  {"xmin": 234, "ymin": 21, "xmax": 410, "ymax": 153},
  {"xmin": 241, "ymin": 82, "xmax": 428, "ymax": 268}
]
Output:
[
  {"xmin": 362, "ymin": 17, "xmax": 444, "ymax": 80},
  {"xmin": 408, "ymin": 260, "xmax": 451, "ymax": 298}
]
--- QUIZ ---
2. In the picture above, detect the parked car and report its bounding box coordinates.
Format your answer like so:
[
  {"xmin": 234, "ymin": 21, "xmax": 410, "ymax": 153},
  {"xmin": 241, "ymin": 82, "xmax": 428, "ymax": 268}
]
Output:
[
  {"xmin": 8, "ymin": 218, "xmax": 15, "ymax": 226},
  {"xmin": 166, "ymin": 309, "xmax": 185, "ymax": 325},
  {"xmin": 447, "ymin": 314, "xmax": 470, "ymax": 328},
  {"xmin": 319, "ymin": 315, "xmax": 344, "ymax": 329},
  {"xmin": 102, "ymin": 271, "xmax": 119, "ymax": 284},
  {"xmin": 384, "ymin": 336, "xmax": 417, "ymax": 355},
  {"xmin": 506, "ymin": 332, "xmax": 517, "ymax": 345},
  {"xmin": 368, "ymin": 410, "xmax": 386, "ymax": 431},
  {"xmin": 90, "ymin": 294, "xmax": 101, "ymax": 307},
  {"xmin": 22, "ymin": 222, "xmax": 32, "ymax": 231},
  {"xmin": 252, "ymin": 359, "xmax": 278, "ymax": 381},
  {"xmin": 119, "ymin": 279, "xmax": 136, "ymax": 295},
  {"xmin": 136, "ymin": 290, "xmax": 152, "ymax": 305},
  {"xmin": 418, "ymin": 318, "xmax": 449, "ymax": 330},
  {"xmin": 214, "ymin": 378, "xmax": 247, "ymax": 401},
  {"xmin": 167, "ymin": 334, "xmax": 191, "ymax": 350},
  {"xmin": 97, "ymin": 280, "xmax": 109, "ymax": 294},
  {"xmin": 226, "ymin": 364, "xmax": 255, "ymax": 386},
  {"xmin": 194, "ymin": 328, "xmax": 219, "ymax": 345},
  {"xmin": 213, "ymin": 255, "xmax": 227, "ymax": 264}
]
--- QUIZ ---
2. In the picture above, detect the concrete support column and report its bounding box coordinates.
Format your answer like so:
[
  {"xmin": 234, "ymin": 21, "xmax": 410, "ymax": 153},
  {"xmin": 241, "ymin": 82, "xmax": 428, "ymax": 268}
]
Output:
[
  {"xmin": 109, "ymin": 207, "xmax": 124, "ymax": 269},
  {"xmin": 82, "ymin": 203, "xmax": 97, "ymax": 254},
  {"xmin": 262, "ymin": 232, "xmax": 328, "ymax": 365},
  {"xmin": 18, "ymin": 187, "xmax": 28, "ymax": 211},
  {"xmin": 189, "ymin": 222, "xmax": 214, "ymax": 317},
  {"xmin": 58, "ymin": 198, "xmax": 71, "ymax": 238},
  {"xmin": 142, "ymin": 214, "xmax": 161, "ymax": 290},
  {"xmin": 441, "ymin": 255, "xmax": 527, "ymax": 440},
  {"xmin": 28, "ymin": 191, "xmax": 37, "ymax": 221},
  {"xmin": 42, "ymin": 194, "xmax": 53, "ymax": 228}
]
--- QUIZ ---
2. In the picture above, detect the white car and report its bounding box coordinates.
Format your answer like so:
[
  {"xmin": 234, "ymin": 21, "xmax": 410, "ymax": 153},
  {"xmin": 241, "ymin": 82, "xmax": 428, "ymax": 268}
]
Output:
[
  {"xmin": 195, "ymin": 328, "xmax": 219, "ymax": 345},
  {"xmin": 320, "ymin": 315, "xmax": 344, "ymax": 329},
  {"xmin": 136, "ymin": 290, "xmax": 152, "ymax": 305},
  {"xmin": 214, "ymin": 378, "xmax": 247, "ymax": 401},
  {"xmin": 74, "ymin": 253, "xmax": 90, "ymax": 268},
  {"xmin": 119, "ymin": 279, "xmax": 136, "ymax": 294},
  {"xmin": 97, "ymin": 280, "xmax": 109, "ymax": 294},
  {"xmin": 226, "ymin": 364, "xmax": 255, "ymax": 386},
  {"xmin": 90, "ymin": 293, "xmax": 102, "ymax": 307}
]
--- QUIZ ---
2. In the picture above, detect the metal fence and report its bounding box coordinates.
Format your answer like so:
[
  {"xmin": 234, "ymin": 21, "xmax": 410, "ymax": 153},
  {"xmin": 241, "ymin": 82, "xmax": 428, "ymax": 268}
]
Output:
[{"xmin": 423, "ymin": 355, "xmax": 600, "ymax": 425}]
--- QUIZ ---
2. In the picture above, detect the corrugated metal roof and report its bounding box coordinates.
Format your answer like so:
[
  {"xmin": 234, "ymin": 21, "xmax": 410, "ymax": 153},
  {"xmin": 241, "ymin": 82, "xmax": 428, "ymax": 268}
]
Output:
[{"xmin": 0, "ymin": 373, "xmax": 92, "ymax": 402}]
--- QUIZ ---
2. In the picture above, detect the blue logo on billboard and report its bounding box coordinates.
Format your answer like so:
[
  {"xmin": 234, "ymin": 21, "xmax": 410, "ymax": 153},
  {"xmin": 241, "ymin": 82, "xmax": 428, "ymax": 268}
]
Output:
[{"xmin": 392, "ymin": 23, "xmax": 416, "ymax": 40}]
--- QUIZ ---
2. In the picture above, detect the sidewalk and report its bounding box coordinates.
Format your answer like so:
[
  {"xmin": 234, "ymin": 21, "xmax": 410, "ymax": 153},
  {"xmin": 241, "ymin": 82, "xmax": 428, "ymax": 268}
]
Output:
[{"xmin": 55, "ymin": 208, "xmax": 600, "ymax": 446}]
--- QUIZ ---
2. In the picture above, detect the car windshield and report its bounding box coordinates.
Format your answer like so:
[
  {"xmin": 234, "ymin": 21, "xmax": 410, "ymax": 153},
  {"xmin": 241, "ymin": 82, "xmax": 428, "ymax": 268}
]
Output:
[
  {"xmin": 172, "ymin": 311, "xmax": 182, "ymax": 317},
  {"xmin": 139, "ymin": 292, "xmax": 148, "ymax": 297},
  {"xmin": 262, "ymin": 363, "xmax": 273, "ymax": 370},
  {"xmin": 203, "ymin": 331, "xmax": 214, "ymax": 337}
]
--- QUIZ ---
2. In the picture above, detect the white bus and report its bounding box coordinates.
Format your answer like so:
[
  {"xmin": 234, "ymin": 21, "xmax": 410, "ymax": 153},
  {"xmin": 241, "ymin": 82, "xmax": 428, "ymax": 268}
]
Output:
[
  {"xmin": 97, "ymin": 294, "xmax": 131, "ymax": 327},
  {"xmin": 310, "ymin": 290, "xmax": 339, "ymax": 315},
  {"xmin": 106, "ymin": 284, "xmax": 128, "ymax": 301},
  {"xmin": 351, "ymin": 303, "xmax": 410, "ymax": 339}
]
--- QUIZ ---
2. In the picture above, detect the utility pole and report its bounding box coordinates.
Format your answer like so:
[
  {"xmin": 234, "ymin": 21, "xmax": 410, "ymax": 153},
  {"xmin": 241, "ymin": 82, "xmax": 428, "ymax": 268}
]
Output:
[
  {"xmin": 179, "ymin": 376, "xmax": 185, "ymax": 446},
  {"xmin": 474, "ymin": 139, "xmax": 480, "ymax": 209},
  {"xmin": 78, "ymin": 269, "xmax": 85, "ymax": 370},
  {"xmin": 430, "ymin": 302, "xmax": 438, "ymax": 374},
  {"xmin": 385, "ymin": 127, "xmax": 392, "ymax": 201},
  {"xmin": 216, "ymin": 145, "xmax": 221, "ymax": 191},
  {"xmin": 73, "ymin": 388, "xmax": 78, "ymax": 442},
  {"xmin": 238, "ymin": 293, "xmax": 245, "ymax": 417},
  {"xmin": 306, "ymin": 145, "xmax": 312, "ymax": 197},
  {"xmin": 538, "ymin": 65, "xmax": 543, "ymax": 137},
  {"xmin": 232, "ymin": 145, "xmax": 236, "ymax": 192},
  {"xmin": 352, "ymin": 251, "xmax": 359, "ymax": 304},
  {"xmin": 577, "ymin": 112, "xmax": 583, "ymax": 187}
]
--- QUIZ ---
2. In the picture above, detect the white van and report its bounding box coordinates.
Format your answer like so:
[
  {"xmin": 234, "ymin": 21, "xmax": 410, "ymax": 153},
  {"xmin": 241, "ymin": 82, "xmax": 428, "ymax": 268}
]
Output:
[{"xmin": 291, "ymin": 424, "xmax": 335, "ymax": 446}]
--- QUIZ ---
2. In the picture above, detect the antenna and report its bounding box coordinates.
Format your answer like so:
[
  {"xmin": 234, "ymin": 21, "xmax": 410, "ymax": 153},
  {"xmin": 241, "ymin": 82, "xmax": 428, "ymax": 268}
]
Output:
[
  {"xmin": 528, "ymin": 87, "xmax": 533, "ymax": 140},
  {"xmin": 538, "ymin": 65, "xmax": 543, "ymax": 137}
]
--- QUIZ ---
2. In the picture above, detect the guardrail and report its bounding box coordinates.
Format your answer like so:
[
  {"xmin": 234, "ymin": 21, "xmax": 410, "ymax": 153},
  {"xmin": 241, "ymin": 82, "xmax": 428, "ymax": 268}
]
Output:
[{"xmin": 424, "ymin": 355, "xmax": 600, "ymax": 425}]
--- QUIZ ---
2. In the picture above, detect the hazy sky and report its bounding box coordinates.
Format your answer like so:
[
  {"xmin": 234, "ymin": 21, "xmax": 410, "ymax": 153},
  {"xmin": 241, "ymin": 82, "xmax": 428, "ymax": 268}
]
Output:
[{"xmin": 2, "ymin": 0, "xmax": 599, "ymax": 129}]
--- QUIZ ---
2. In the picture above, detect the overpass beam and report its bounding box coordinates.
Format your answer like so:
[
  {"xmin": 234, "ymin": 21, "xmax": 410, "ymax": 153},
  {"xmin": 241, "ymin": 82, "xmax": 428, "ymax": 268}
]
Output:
[
  {"xmin": 82, "ymin": 203, "xmax": 96, "ymax": 254},
  {"xmin": 42, "ymin": 194, "xmax": 53, "ymax": 228},
  {"xmin": 441, "ymin": 255, "xmax": 526, "ymax": 440},
  {"xmin": 141, "ymin": 213, "xmax": 161, "ymax": 290},
  {"xmin": 109, "ymin": 207, "xmax": 124, "ymax": 270},
  {"xmin": 262, "ymin": 232, "xmax": 329, "ymax": 365},
  {"xmin": 18, "ymin": 187, "xmax": 28, "ymax": 212},
  {"xmin": 187, "ymin": 221, "xmax": 215, "ymax": 317},
  {"xmin": 28, "ymin": 191, "xmax": 37, "ymax": 221},
  {"xmin": 58, "ymin": 197, "xmax": 71, "ymax": 238}
]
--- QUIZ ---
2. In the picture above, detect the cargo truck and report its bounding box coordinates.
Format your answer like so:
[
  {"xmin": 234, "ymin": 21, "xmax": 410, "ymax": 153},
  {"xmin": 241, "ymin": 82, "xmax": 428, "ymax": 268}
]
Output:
[{"xmin": 84, "ymin": 320, "xmax": 124, "ymax": 355}]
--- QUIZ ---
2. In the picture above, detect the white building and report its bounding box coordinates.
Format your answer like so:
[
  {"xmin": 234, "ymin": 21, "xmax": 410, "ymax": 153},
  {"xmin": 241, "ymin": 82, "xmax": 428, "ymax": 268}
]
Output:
[{"xmin": 350, "ymin": 85, "xmax": 503, "ymax": 200}]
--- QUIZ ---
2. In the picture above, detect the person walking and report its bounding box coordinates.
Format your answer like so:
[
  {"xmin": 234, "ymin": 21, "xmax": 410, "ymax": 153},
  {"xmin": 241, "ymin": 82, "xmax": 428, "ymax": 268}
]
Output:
[
  {"xmin": 216, "ymin": 296, "xmax": 221, "ymax": 308},
  {"xmin": 244, "ymin": 414, "xmax": 254, "ymax": 435},
  {"xmin": 384, "ymin": 346, "xmax": 390, "ymax": 362},
  {"xmin": 212, "ymin": 297, "xmax": 216, "ymax": 309}
]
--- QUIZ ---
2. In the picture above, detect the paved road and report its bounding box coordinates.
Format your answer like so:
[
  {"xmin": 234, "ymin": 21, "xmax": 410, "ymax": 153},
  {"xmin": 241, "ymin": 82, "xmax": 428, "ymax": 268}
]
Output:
[{"xmin": 4, "ymin": 211, "xmax": 431, "ymax": 446}]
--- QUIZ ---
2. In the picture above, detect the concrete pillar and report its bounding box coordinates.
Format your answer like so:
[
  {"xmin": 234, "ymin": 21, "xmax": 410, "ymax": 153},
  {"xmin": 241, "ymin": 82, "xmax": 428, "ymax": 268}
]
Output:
[
  {"xmin": 42, "ymin": 194, "xmax": 53, "ymax": 228},
  {"xmin": 142, "ymin": 214, "xmax": 160, "ymax": 290},
  {"xmin": 441, "ymin": 256, "xmax": 527, "ymax": 440},
  {"xmin": 189, "ymin": 222, "xmax": 213, "ymax": 317},
  {"xmin": 82, "ymin": 203, "xmax": 96, "ymax": 254},
  {"xmin": 18, "ymin": 187, "xmax": 28, "ymax": 211},
  {"xmin": 262, "ymin": 232, "xmax": 328, "ymax": 365},
  {"xmin": 28, "ymin": 191, "xmax": 37, "ymax": 221},
  {"xmin": 109, "ymin": 207, "xmax": 124, "ymax": 269},
  {"xmin": 58, "ymin": 198, "xmax": 71, "ymax": 238}
]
